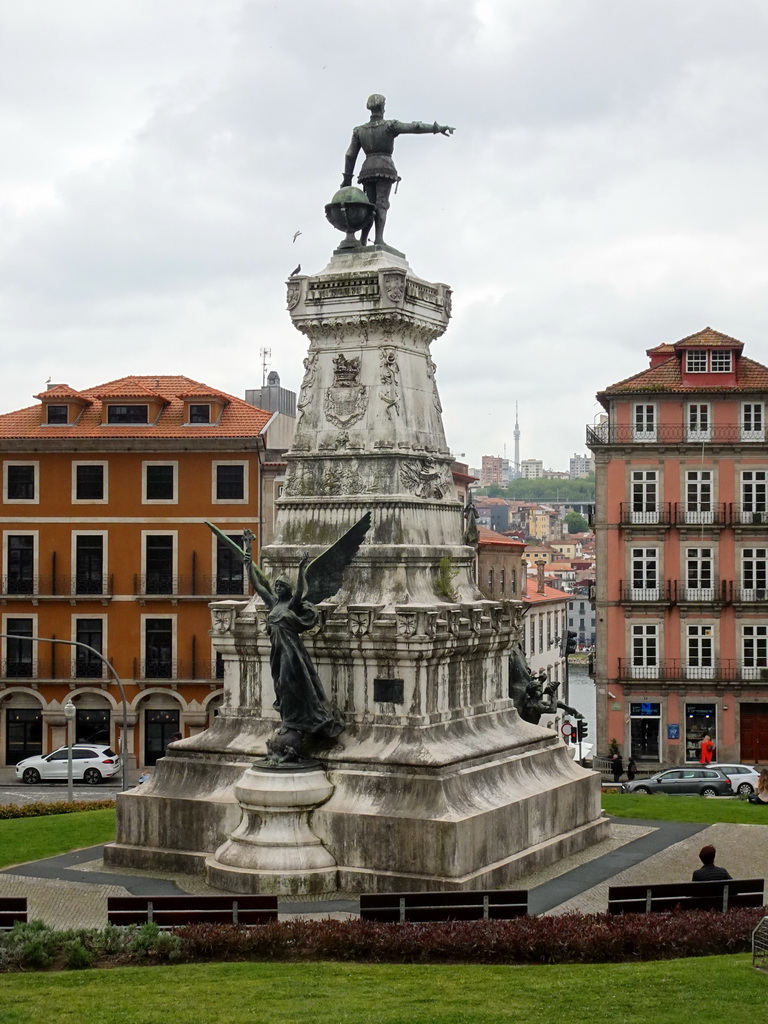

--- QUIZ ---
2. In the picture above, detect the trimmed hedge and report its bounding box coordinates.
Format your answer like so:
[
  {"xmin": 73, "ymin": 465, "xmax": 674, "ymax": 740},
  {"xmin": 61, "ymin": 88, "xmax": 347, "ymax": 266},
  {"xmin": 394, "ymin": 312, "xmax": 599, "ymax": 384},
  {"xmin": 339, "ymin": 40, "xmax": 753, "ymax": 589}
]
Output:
[
  {"xmin": 0, "ymin": 800, "xmax": 115, "ymax": 819},
  {"xmin": 0, "ymin": 908, "xmax": 765, "ymax": 972}
]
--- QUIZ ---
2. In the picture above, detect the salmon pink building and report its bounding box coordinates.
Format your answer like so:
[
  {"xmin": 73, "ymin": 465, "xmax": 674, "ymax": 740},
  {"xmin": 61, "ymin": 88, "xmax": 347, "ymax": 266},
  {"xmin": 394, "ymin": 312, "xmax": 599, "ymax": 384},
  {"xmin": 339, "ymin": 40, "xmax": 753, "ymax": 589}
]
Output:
[
  {"xmin": 588, "ymin": 328, "xmax": 768, "ymax": 767},
  {"xmin": 0, "ymin": 376, "xmax": 271, "ymax": 770}
]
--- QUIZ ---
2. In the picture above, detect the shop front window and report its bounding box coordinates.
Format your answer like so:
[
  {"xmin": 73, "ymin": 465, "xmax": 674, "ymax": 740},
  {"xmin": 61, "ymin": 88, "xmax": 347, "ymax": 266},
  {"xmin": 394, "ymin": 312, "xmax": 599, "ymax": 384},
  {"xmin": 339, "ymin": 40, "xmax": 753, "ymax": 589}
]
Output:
[
  {"xmin": 685, "ymin": 703, "xmax": 717, "ymax": 763},
  {"xmin": 630, "ymin": 702, "xmax": 660, "ymax": 761}
]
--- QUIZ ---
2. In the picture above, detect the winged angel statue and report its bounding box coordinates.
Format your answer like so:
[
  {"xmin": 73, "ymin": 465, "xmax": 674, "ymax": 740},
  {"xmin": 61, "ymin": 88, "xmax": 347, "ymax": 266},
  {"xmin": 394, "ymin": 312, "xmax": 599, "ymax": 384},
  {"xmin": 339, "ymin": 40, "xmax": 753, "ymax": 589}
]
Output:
[{"xmin": 206, "ymin": 514, "xmax": 370, "ymax": 762}]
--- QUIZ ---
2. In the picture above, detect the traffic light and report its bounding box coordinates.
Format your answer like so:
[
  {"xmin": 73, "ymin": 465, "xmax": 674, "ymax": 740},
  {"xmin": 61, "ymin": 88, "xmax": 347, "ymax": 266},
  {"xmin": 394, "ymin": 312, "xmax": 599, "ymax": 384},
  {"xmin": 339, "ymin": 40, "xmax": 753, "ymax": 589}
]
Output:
[
  {"xmin": 577, "ymin": 719, "xmax": 588, "ymax": 741},
  {"xmin": 566, "ymin": 631, "xmax": 578, "ymax": 655}
]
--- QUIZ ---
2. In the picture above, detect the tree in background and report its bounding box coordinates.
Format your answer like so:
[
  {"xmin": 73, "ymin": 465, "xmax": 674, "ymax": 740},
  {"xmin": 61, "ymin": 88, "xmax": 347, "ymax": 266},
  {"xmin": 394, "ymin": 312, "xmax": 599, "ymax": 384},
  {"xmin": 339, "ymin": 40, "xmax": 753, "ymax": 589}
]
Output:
[{"xmin": 565, "ymin": 510, "xmax": 589, "ymax": 534}]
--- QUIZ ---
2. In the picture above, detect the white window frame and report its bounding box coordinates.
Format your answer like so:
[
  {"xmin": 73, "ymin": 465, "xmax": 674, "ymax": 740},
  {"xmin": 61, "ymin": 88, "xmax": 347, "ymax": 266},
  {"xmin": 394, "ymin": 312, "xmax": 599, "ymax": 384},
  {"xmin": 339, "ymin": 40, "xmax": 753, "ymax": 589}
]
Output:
[
  {"xmin": 685, "ymin": 469, "xmax": 714, "ymax": 524},
  {"xmin": 212, "ymin": 460, "xmax": 249, "ymax": 504},
  {"xmin": 686, "ymin": 624, "xmax": 715, "ymax": 680},
  {"xmin": 686, "ymin": 402, "xmax": 711, "ymax": 442},
  {"xmin": 71, "ymin": 461, "xmax": 109, "ymax": 504},
  {"xmin": 71, "ymin": 531, "xmax": 108, "ymax": 596},
  {"xmin": 140, "ymin": 613, "xmax": 177, "ymax": 680},
  {"xmin": 631, "ymin": 470, "xmax": 659, "ymax": 524},
  {"xmin": 3, "ymin": 461, "xmax": 40, "ymax": 505},
  {"xmin": 740, "ymin": 470, "xmax": 768, "ymax": 524},
  {"xmin": 632, "ymin": 403, "xmax": 657, "ymax": 442},
  {"xmin": 2, "ymin": 610, "xmax": 39, "ymax": 678},
  {"xmin": 741, "ymin": 547, "xmax": 768, "ymax": 601},
  {"xmin": 741, "ymin": 403, "xmax": 765, "ymax": 442},
  {"xmin": 685, "ymin": 350, "xmax": 708, "ymax": 373},
  {"xmin": 70, "ymin": 613, "xmax": 108, "ymax": 679},
  {"xmin": 710, "ymin": 350, "xmax": 732, "ymax": 373},
  {"xmin": 684, "ymin": 547, "xmax": 714, "ymax": 601},
  {"xmin": 630, "ymin": 546, "xmax": 659, "ymax": 600},
  {"xmin": 631, "ymin": 623, "xmax": 658, "ymax": 679},
  {"xmin": 742, "ymin": 624, "xmax": 768, "ymax": 680},
  {"xmin": 142, "ymin": 461, "xmax": 178, "ymax": 505},
  {"xmin": 141, "ymin": 530, "xmax": 178, "ymax": 596},
  {"xmin": 3, "ymin": 530, "xmax": 38, "ymax": 596},
  {"xmin": 187, "ymin": 403, "xmax": 212, "ymax": 425}
]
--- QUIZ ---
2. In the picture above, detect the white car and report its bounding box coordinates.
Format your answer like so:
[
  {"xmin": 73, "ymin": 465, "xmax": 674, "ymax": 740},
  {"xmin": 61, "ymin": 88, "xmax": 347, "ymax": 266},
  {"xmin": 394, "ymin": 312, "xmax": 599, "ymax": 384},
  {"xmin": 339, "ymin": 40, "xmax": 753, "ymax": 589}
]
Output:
[
  {"xmin": 15, "ymin": 745, "xmax": 121, "ymax": 786},
  {"xmin": 709, "ymin": 762, "xmax": 761, "ymax": 796}
]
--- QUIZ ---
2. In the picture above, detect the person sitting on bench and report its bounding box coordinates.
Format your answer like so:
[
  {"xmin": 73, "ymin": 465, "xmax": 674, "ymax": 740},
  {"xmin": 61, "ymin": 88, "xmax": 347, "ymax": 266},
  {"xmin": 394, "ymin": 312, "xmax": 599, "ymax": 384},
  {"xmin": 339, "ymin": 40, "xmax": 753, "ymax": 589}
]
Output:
[{"xmin": 692, "ymin": 844, "xmax": 732, "ymax": 881}]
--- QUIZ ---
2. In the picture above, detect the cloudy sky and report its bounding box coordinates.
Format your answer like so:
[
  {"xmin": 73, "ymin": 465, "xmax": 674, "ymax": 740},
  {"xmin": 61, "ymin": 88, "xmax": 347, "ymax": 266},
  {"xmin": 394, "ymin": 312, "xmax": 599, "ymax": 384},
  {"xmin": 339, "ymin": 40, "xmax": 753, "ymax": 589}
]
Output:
[{"xmin": 2, "ymin": 1, "xmax": 768, "ymax": 470}]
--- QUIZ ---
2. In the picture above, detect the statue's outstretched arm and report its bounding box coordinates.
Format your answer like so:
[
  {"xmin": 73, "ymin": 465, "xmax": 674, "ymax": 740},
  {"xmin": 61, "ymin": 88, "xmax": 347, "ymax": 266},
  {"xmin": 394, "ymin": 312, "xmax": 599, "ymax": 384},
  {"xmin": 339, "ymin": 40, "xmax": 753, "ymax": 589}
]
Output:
[
  {"xmin": 205, "ymin": 520, "xmax": 275, "ymax": 605},
  {"xmin": 291, "ymin": 553, "xmax": 311, "ymax": 612},
  {"xmin": 393, "ymin": 120, "xmax": 455, "ymax": 137}
]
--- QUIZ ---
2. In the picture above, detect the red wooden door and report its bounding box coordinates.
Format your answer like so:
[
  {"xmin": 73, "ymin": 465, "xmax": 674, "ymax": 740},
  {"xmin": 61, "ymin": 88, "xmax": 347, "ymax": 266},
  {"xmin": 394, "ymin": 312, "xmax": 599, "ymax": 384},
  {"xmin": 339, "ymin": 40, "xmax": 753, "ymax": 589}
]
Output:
[{"xmin": 740, "ymin": 705, "xmax": 768, "ymax": 763}]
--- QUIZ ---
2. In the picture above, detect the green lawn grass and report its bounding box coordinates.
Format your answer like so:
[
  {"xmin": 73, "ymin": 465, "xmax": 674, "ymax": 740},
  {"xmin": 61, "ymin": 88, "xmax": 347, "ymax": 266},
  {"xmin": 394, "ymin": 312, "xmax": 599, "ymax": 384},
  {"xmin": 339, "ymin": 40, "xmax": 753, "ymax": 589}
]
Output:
[
  {"xmin": 0, "ymin": 956, "xmax": 763, "ymax": 1024},
  {"xmin": 602, "ymin": 791, "xmax": 768, "ymax": 823},
  {"xmin": 0, "ymin": 808, "xmax": 115, "ymax": 868}
]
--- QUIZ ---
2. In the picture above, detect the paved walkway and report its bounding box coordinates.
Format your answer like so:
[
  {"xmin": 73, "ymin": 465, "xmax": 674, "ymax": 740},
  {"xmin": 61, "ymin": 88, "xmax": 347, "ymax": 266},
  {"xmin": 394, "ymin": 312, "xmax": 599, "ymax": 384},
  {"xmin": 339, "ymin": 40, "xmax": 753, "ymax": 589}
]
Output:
[{"xmin": 4, "ymin": 816, "xmax": 766, "ymax": 928}]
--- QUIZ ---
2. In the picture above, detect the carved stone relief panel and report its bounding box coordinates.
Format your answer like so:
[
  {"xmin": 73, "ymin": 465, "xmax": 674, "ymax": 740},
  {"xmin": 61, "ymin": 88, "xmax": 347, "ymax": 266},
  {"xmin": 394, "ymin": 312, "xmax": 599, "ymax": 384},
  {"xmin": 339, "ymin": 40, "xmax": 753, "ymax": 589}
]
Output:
[
  {"xmin": 324, "ymin": 353, "xmax": 368, "ymax": 427},
  {"xmin": 379, "ymin": 347, "xmax": 400, "ymax": 420},
  {"xmin": 400, "ymin": 458, "xmax": 453, "ymax": 500}
]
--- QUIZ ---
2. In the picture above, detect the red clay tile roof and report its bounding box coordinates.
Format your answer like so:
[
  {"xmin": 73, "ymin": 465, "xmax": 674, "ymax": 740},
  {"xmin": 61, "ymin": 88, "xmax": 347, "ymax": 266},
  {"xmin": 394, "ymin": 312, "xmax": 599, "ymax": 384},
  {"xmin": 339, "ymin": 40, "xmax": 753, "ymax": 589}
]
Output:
[
  {"xmin": 646, "ymin": 343, "xmax": 675, "ymax": 355},
  {"xmin": 477, "ymin": 526, "xmax": 525, "ymax": 548},
  {"xmin": 0, "ymin": 375, "xmax": 271, "ymax": 440},
  {"xmin": 599, "ymin": 354, "xmax": 768, "ymax": 398},
  {"xmin": 33, "ymin": 384, "xmax": 93, "ymax": 405},
  {"xmin": 672, "ymin": 326, "xmax": 744, "ymax": 350},
  {"xmin": 523, "ymin": 578, "xmax": 571, "ymax": 603}
]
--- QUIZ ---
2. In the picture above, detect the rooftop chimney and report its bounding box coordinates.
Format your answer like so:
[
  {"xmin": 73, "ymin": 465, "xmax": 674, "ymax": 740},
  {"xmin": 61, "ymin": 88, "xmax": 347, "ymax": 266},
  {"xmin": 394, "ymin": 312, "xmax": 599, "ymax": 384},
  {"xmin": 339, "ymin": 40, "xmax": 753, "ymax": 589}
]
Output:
[{"xmin": 536, "ymin": 559, "xmax": 546, "ymax": 595}]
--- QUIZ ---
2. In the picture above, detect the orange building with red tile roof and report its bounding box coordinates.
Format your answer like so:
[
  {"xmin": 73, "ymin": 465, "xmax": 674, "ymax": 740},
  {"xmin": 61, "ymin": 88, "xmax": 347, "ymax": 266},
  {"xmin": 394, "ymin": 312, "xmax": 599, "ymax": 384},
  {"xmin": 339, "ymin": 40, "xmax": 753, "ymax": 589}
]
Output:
[
  {"xmin": 588, "ymin": 328, "xmax": 768, "ymax": 768},
  {"xmin": 0, "ymin": 376, "xmax": 270, "ymax": 770}
]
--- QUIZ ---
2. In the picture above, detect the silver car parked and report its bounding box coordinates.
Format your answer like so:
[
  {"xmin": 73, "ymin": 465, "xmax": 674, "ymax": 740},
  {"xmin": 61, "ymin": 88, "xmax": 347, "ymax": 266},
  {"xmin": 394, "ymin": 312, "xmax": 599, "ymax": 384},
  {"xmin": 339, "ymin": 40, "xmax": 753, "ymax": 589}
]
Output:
[
  {"xmin": 709, "ymin": 763, "xmax": 761, "ymax": 796},
  {"xmin": 622, "ymin": 767, "xmax": 733, "ymax": 797}
]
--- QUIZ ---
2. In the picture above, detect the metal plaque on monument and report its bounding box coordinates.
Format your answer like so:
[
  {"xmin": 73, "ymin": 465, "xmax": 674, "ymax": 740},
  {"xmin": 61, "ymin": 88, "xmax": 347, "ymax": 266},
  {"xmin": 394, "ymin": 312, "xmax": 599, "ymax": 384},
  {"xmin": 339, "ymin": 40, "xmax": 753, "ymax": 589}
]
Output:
[{"xmin": 105, "ymin": 95, "xmax": 608, "ymax": 893}]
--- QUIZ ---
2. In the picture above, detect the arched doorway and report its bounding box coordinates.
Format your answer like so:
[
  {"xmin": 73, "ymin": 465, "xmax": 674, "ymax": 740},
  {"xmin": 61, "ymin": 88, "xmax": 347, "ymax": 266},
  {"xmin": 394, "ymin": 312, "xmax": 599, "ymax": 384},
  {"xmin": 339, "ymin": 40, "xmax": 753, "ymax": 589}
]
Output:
[
  {"xmin": 138, "ymin": 692, "xmax": 182, "ymax": 767},
  {"xmin": 2, "ymin": 691, "xmax": 43, "ymax": 765}
]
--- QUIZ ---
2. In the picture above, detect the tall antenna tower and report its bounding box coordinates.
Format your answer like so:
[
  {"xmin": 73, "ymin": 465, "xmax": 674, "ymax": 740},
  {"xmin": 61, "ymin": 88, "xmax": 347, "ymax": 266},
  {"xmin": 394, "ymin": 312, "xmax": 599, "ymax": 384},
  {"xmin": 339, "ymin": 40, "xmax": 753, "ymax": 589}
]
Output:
[
  {"xmin": 513, "ymin": 402, "xmax": 521, "ymax": 479},
  {"xmin": 260, "ymin": 347, "xmax": 271, "ymax": 387}
]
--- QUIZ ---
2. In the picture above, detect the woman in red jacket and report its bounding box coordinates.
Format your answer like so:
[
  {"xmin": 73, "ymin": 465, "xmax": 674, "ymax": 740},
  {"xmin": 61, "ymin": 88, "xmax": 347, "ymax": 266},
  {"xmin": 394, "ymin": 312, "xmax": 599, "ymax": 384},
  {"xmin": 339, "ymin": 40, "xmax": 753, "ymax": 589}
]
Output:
[{"xmin": 699, "ymin": 734, "xmax": 714, "ymax": 764}]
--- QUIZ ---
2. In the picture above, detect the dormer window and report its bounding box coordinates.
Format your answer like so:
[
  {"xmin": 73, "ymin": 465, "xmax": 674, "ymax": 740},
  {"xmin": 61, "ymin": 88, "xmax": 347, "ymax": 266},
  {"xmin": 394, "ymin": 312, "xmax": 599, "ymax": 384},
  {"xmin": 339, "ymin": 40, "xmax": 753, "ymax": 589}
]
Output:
[
  {"xmin": 686, "ymin": 350, "xmax": 708, "ymax": 373},
  {"xmin": 46, "ymin": 405, "xmax": 68, "ymax": 424},
  {"xmin": 107, "ymin": 404, "xmax": 148, "ymax": 424},
  {"xmin": 685, "ymin": 349, "xmax": 732, "ymax": 373},
  {"xmin": 189, "ymin": 404, "xmax": 211, "ymax": 424}
]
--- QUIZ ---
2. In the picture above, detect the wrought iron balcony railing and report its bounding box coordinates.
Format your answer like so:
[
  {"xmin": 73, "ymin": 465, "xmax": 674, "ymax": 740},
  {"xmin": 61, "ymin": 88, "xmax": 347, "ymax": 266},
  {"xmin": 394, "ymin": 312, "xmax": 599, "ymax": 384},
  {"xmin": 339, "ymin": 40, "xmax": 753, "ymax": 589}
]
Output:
[
  {"xmin": 615, "ymin": 659, "xmax": 768, "ymax": 682},
  {"xmin": 673, "ymin": 504, "xmax": 729, "ymax": 527},
  {"xmin": 588, "ymin": 423, "xmax": 766, "ymax": 446},
  {"xmin": 0, "ymin": 574, "xmax": 113, "ymax": 597},
  {"xmin": 619, "ymin": 503, "xmax": 673, "ymax": 527},
  {"xmin": 619, "ymin": 581, "xmax": 673, "ymax": 603},
  {"xmin": 1, "ymin": 659, "xmax": 38, "ymax": 679},
  {"xmin": 134, "ymin": 574, "xmax": 246, "ymax": 597}
]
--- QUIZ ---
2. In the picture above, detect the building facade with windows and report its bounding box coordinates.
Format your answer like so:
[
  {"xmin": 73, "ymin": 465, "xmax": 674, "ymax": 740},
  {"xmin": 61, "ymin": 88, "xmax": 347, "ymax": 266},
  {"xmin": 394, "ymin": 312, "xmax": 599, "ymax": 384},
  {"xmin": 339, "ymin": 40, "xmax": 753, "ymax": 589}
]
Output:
[
  {"xmin": 0, "ymin": 376, "xmax": 270, "ymax": 770},
  {"xmin": 588, "ymin": 328, "xmax": 768, "ymax": 767}
]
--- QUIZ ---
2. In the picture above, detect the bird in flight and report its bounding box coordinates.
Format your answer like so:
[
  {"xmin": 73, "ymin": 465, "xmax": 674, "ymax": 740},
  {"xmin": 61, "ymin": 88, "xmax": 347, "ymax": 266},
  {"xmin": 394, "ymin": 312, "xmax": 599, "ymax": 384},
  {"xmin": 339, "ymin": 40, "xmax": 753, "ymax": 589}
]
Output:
[{"xmin": 292, "ymin": 230, "xmax": 302, "ymax": 243}]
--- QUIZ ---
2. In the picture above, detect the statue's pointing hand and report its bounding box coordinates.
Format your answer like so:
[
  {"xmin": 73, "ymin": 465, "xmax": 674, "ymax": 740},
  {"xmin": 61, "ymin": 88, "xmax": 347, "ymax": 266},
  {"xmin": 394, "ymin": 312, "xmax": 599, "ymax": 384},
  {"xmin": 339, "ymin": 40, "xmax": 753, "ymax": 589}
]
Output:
[{"xmin": 437, "ymin": 124, "xmax": 455, "ymax": 136}]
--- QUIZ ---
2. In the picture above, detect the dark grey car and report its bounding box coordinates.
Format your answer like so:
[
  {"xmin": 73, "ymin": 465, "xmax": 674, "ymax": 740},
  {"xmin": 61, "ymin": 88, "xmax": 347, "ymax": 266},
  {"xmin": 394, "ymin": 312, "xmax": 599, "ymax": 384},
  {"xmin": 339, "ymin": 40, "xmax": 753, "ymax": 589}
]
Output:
[{"xmin": 622, "ymin": 767, "xmax": 733, "ymax": 797}]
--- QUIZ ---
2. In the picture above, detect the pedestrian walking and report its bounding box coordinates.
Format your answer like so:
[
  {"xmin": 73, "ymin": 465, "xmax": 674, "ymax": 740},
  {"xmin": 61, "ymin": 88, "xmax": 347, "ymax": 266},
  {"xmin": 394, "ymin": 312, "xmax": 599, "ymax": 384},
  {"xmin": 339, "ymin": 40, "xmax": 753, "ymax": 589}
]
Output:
[
  {"xmin": 699, "ymin": 734, "xmax": 714, "ymax": 764},
  {"xmin": 626, "ymin": 757, "xmax": 637, "ymax": 781},
  {"xmin": 612, "ymin": 752, "xmax": 623, "ymax": 784}
]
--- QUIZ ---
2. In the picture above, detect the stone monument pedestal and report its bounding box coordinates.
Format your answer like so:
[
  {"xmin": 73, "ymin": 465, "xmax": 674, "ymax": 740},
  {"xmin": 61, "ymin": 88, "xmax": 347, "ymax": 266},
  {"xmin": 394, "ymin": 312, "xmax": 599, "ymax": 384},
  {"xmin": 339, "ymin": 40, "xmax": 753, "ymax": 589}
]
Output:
[
  {"xmin": 106, "ymin": 245, "xmax": 608, "ymax": 890},
  {"xmin": 206, "ymin": 763, "xmax": 338, "ymax": 895}
]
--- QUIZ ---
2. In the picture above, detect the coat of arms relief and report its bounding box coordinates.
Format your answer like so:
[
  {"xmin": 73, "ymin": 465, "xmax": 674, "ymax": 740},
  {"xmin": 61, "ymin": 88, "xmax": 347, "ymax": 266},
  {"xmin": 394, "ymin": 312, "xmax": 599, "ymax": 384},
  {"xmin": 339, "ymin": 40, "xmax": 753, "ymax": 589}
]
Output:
[{"xmin": 324, "ymin": 353, "xmax": 368, "ymax": 427}]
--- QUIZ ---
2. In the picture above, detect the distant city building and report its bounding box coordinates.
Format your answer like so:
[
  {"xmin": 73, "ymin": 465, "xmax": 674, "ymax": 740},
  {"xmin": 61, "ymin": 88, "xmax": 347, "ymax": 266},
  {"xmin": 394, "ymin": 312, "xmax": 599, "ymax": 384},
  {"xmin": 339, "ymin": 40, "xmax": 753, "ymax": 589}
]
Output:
[
  {"xmin": 568, "ymin": 594, "xmax": 596, "ymax": 648},
  {"xmin": 542, "ymin": 469, "xmax": 570, "ymax": 479},
  {"xmin": 569, "ymin": 453, "xmax": 594, "ymax": 479},
  {"xmin": 480, "ymin": 455, "xmax": 511, "ymax": 486},
  {"xmin": 520, "ymin": 459, "xmax": 543, "ymax": 479}
]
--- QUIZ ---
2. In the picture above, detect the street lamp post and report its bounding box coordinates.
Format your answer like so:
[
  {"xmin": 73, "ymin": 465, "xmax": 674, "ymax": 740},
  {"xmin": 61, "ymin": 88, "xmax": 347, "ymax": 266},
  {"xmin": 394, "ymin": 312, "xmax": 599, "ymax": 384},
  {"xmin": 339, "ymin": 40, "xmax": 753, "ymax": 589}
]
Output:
[
  {"xmin": 0, "ymin": 632, "xmax": 130, "ymax": 791},
  {"xmin": 64, "ymin": 700, "xmax": 76, "ymax": 802}
]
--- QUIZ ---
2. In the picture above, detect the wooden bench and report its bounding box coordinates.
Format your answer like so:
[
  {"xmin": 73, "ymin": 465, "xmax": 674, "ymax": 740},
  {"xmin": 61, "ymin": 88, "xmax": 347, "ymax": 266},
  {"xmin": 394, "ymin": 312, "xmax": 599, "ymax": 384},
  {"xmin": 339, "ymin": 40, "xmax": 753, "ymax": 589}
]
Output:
[
  {"xmin": 0, "ymin": 897, "xmax": 27, "ymax": 929},
  {"xmin": 608, "ymin": 878, "xmax": 765, "ymax": 914},
  {"xmin": 359, "ymin": 890, "xmax": 528, "ymax": 923},
  {"xmin": 106, "ymin": 895, "xmax": 278, "ymax": 928}
]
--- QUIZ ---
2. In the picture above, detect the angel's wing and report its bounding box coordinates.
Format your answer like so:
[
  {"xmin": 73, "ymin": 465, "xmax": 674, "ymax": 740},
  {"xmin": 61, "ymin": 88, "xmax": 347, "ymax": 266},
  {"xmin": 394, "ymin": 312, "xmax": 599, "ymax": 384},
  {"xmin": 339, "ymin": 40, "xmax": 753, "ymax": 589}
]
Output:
[
  {"xmin": 204, "ymin": 520, "xmax": 272, "ymax": 593},
  {"xmin": 304, "ymin": 511, "xmax": 371, "ymax": 605}
]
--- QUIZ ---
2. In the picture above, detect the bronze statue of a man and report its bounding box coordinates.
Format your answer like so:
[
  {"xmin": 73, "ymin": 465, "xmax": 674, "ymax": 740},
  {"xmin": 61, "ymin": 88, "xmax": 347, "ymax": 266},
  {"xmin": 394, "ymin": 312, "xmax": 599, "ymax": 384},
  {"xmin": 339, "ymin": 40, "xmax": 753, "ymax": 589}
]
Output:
[{"xmin": 342, "ymin": 94, "xmax": 454, "ymax": 247}]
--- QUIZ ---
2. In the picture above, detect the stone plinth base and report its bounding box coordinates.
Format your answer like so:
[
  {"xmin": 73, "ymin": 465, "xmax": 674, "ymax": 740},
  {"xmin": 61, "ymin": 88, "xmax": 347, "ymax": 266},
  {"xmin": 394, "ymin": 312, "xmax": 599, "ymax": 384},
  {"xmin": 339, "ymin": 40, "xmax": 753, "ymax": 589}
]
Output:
[
  {"xmin": 105, "ymin": 709, "xmax": 608, "ymax": 892},
  {"xmin": 205, "ymin": 762, "xmax": 338, "ymax": 896}
]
